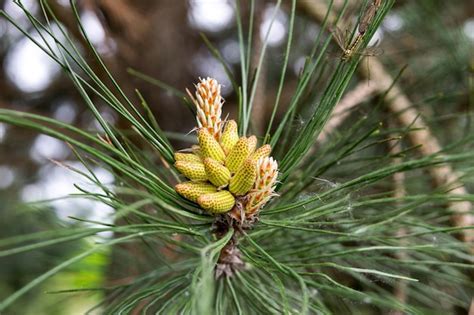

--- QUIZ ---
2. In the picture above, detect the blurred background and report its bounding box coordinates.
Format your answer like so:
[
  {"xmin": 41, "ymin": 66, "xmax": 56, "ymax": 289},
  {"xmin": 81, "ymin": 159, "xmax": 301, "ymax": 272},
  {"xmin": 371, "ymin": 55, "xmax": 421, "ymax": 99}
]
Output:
[{"xmin": 0, "ymin": 0, "xmax": 473, "ymax": 313}]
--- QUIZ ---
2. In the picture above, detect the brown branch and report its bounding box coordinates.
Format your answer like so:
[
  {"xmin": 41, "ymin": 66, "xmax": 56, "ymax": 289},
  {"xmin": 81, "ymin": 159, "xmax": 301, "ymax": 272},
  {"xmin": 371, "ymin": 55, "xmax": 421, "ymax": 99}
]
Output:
[
  {"xmin": 298, "ymin": 0, "xmax": 474, "ymax": 246},
  {"xmin": 362, "ymin": 59, "xmax": 474, "ymax": 245},
  {"xmin": 389, "ymin": 122, "xmax": 408, "ymax": 315}
]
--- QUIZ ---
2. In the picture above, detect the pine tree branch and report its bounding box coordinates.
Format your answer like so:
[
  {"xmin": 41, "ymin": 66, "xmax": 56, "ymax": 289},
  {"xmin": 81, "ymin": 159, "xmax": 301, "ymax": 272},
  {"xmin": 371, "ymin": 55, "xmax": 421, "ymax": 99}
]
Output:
[{"xmin": 297, "ymin": 0, "xmax": 474, "ymax": 247}]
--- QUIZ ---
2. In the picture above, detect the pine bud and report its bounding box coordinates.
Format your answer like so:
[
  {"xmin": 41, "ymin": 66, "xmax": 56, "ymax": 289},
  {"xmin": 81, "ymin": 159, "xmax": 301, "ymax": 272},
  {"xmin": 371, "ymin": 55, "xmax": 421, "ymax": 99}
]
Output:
[
  {"xmin": 249, "ymin": 144, "xmax": 271, "ymax": 162},
  {"xmin": 187, "ymin": 77, "xmax": 223, "ymax": 140},
  {"xmin": 246, "ymin": 157, "xmax": 279, "ymax": 215},
  {"xmin": 225, "ymin": 137, "xmax": 251, "ymax": 173},
  {"xmin": 198, "ymin": 128, "xmax": 226, "ymax": 163},
  {"xmin": 174, "ymin": 152, "xmax": 202, "ymax": 163},
  {"xmin": 175, "ymin": 160, "xmax": 207, "ymax": 181},
  {"xmin": 175, "ymin": 181, "xmax": 217, "ymax": 203},
  {"xmin": 229, "ymin": 159, "xmax": 257, "ymax": 196},
  {"xmin": 198, "ymin": 191, "xmax": 235, "ymax": 213},
  {"xmin": 220, "ymin": 120, "xmax": 239, "ymax": 154},
  {"xmin": 203, "ymin": 158, "xmax": 231, "ymax": 188}
]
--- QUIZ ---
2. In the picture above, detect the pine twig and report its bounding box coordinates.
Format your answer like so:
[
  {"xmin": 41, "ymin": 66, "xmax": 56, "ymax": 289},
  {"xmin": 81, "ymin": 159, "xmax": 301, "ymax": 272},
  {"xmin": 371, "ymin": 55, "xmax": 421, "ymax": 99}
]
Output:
[{"xmin": 298, "ymin": 0, "xmax": 474, "ymax": 247}]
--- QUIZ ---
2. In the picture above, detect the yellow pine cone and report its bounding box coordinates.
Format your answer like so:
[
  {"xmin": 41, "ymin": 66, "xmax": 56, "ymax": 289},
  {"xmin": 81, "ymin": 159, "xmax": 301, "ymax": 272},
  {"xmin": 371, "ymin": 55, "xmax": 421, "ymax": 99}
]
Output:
[
  {"xmin": 220, "ymin": 120, "xmax": 239, "ymax": 154},
  {"xmin": 174, "ymin": 152, "xmax": 202, "ymax": 163},
  {"xmin": 198, "ymin": 128, "xmax": 226, "ymax": 163},
  {"xmin": 229, "ymin": 159, "xmax": 257, "ymax": 196},
  {"xmin": 198, "ymin": 190, "xmax": 235, "ymax": 213},
  {"xmin": 246, "ymin": 157, "xmax": 278, "ymax": 215},
  {"xmin": 175, "ymin": 160, "xmax": 207, "ymax": 181},
  {"xmin": 225, "ymin": 137, "xmax": 251, "ymax": 173},
  {"xmin": 248, "ymin": 135, "xmax": 257, "ymax": 153},
  {"xmin": 204, "ymin": 158, "xmax": 231, "ymax": 187},
  {"xmin": 249, "ymin": 144, "xmax": 271, "ymax": 162},
  {"xmin": 187, "ymin": 77, "xmax": 223, "ymax": 140},
  {"xmin": 175, "ymin": 181, "xmax": 217, "ymax": 203}
]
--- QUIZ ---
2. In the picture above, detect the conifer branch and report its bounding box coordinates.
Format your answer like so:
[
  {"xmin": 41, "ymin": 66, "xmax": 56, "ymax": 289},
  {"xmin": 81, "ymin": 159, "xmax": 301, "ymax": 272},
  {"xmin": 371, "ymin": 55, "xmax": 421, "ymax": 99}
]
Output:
[{"xmin": 298, "ymin": 0, "xmax": 473, "ymax": 247}]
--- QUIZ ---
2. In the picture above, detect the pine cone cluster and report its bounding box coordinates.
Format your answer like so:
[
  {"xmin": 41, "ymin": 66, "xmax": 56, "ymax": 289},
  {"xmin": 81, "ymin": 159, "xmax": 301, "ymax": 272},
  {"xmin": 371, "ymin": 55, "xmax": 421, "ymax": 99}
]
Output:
[{"xmin": 175, "ymin": 77, "xmax": 278, "ymax": 221}]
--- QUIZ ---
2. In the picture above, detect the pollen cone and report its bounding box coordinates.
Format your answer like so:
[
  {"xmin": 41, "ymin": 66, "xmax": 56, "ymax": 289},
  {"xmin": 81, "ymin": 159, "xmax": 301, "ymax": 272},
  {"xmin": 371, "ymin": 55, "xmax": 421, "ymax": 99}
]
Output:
[
  {"xmin": 175, "ymin": 160, "xmax": 207, "ymax": 181},
  {"xmin": 225, "ymin": 137, "xmax": 251, "ymax": 173},
  {"xmin": 198, "ymin": 191, "xmax": 235, "ymax": 213},
  {"xmin": 204, "ymin": 158, "xmax": 231, "ymax": 187},
  {"xmin": 175, "ymin": 181, "xmax": 217, "ymax": 203},
  {"xmin": 249, "ymin": 144, "xmax": 271, "ymax": 162},
  {"xmin": 220, "ymin": 120, "xmax": 239, "ymax": 154},
  {"xmin": 247, "ymin": 135, "xmax": 257, "ymax": 153},
  {"xmin": 198, "ymin": 128, "xmax": 226, "ymax": 163},
  {"xmin": 229, "ymin": 159, "xmax": 257, "ymax": 196},
  {"xmin": 174, "ymin": 152, "xmax": 202, "ymax": 163}
]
